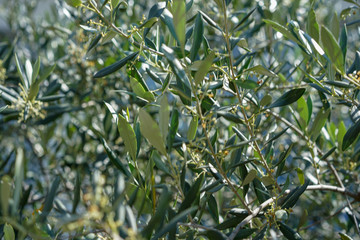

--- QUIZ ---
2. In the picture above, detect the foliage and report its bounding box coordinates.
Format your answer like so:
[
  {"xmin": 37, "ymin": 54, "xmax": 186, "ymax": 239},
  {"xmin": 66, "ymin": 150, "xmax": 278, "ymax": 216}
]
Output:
[{"xmin": 1, "ymin": 0, "xmax": 360, "ymax": 239}]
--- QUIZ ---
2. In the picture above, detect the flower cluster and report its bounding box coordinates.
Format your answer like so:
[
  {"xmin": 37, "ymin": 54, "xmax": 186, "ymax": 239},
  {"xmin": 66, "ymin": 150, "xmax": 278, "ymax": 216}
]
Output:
[{"xmin": 10, "ymin": 84, "xmax": 45, "ymax": 122}]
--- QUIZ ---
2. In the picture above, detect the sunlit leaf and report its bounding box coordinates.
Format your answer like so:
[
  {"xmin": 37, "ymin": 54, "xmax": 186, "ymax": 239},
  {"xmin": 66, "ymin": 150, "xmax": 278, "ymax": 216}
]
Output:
[
  {"xmin": 321, "ymin": 25, "xmax": 345, "ymax": 74},
  {"xmin": 118, "ymin": 114, "xmax": 137, "ymax": 161},
  {"xmin": 139, "ymin": 108, "xmax": 167, "ymax": 155}
]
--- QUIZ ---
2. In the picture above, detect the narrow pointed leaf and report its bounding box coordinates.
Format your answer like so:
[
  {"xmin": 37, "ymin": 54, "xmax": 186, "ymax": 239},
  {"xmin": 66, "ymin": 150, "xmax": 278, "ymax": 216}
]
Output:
[
  {"xmin": 245, "ymin": 65, "xmax": 277, "ymax": 77},
  {"xmin": 281, "ymin": 180, "xmax": 309, "ymax": 209},
  {"xmin": 130, "ymin": 77, "xmax": 155, "ymax": 102},
  {"xmin": 190, "ymin": 13, "xmax": 204, "ymax": 61},
  {"xmin": 242, "ymin": 169, "xmax": 257, "ymax": 186},
  {"xmin": 307, "ymin": 9, "xmax": 319, "ymax": 42},
  {"xmin": 309, "ymin": 108, "xmax": 330, "ymax": 140},
  {"xmin": 233, "ymin": 8, "xmax": 256, "ymax": 31},
  {"xmin": 199, "ymin": 10, "xmax": 222, "ymax": 31},
  {"xmin": 278, "ymin": 221, "xmax": 303, "ymax": 240},
  {"xmin": 178, "ymin": 172, "xmax": 205, "ymax": 212},
  {"xmin": 342, "ymin": 120, "xmax": 360, "ymax": 151},
  {"xmin": 142, "ymin": 188, "xmax": 172, "ymax": 238},
  {"xmin": 263, "ymin": 19, "xmax": 301, "ymax": 46},
  {"xmin": 173, "ymin": 0, "xmax": 186, "ymax": 50},
  {"xmin": 14, "ymin": 54, "xmax": 27, "ymax": 89},
  {"xmin": 93, "ymin": 52, "xmax": 139, "ymax": 78},
  {"xmin": 101, "ymin": 138, "xmax": 131, "ymax": 177},
  {"xmin": 104, "ymin": 101, "xmax": 118, "ymax": 123},
  {"xmin": 162, "ymin": 45, "xmax": 191, "ymax": 104},
  {"xmin": 151, "ymin": 207, "xmax": 197, "ymax": 240},
  {"xmin": 160, "ymin": 9, "xmax": 180, "ymax": 45},
  {"xmin": 31, "ymin": 57, "xmax": 40, "ymax": 84},
  {"xmin": 159, "ymin": 95, "xmax": 170, "ymax": 142},
  {"xmin": 194, "ymin": 52, "xmax": 215, "ymax": 86},
  {"xmin": 266, "ymin": 88, "xmax": 306, "ymax": 109},
  {"xmin": 187, "ymin": 115, "xmax": 198, "ymax": 141},
  {"xmin": 118, "ymin": 114, "xmax": 138, "ymax": 161},
  {"xmin": 168, "ymin": 108, "xmax": 179, "ymax": 152},
  {"xmin": 39, "ymin": 176, "xmax": 61, "ymax": 222},
  {"xmin": 321, "ymin": 26, "xmax": 345, "ymax": 74},
  {"xmin": 139, "ymin": 108, "xmax": 167, "ymax": 155}
]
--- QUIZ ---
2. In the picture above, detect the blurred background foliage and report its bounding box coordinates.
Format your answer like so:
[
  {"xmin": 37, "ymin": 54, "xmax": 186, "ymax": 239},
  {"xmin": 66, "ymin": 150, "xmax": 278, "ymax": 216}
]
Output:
[{"xmin": 0, "ymin": 0, "xmax": 360, "ymax": 239}]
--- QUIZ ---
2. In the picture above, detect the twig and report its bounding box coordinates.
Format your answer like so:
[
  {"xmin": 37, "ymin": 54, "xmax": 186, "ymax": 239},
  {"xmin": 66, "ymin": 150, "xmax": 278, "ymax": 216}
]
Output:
[{"xmin": 228, "ymin": 184, "xmax": 360, "ymax": 240}]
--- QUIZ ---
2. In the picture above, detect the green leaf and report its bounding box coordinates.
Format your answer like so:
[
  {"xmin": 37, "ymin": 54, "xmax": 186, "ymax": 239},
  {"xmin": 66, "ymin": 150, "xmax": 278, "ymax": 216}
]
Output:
[
  {"xmin": 39, "ymin": 176, "xmax": 61, "ymax": 222},
  {"xmin": 202, "ymin": 230, "xmax": 227, "ymax": 240},
  {"xmin": 236, "ymin": 79, "xmax": 258, "ymax": 89},
  {"xmin": 216, "ymin": 216, "xmax": 247, "ymax": 230},
  {"xmin": 142, "ymin": 187, "xmax": 172, "ymax": 238},
  {"xmin": 168, "ymin": 108, "xmax": 179, "ymax": 152},
  {"xmin": 159, "ymin": 95, "xmax": 170, "ymax": 142},
  {"xmin": 31, "ymin": 57, "xmax": 40, "ymax": 84},
  {"xmin": 330, "ymin": 12, "xmax": 340, "ymax": 39},
  {"xmin": 309, "ymin": 108, "xmax": 330, "ymax": 140},
  {"xmin": 233, "ymin": 228, "xmax": 257, "ymax": 239},
  {"xmin": 138, "ymin": 17, "xmax": 159, "ymax": 29},
  {"xmin": 337, "ymin": 121, "xmax": 346, "ymax": 151},
  {"xmin": 118, "ymin": 114, "xmax": 138, "ymax": 161},
  {"xmin": 307, "ymin": 9, "xmax": 319, "ymax": 42},
  {"xmin": 278, "ymin": 221, "xmax": 303, "ymax": 240},
  {"xmin": 146, "ymin": 68, "xmax": 162, "ymax": 85},
  {"xmin": 93, "ymin": 52, "xmax": 139, "ymax": 78},
  {"xmin": 253, "ymin": 178, "xmax": 271, "ymax": 203},
  {"xmin": 178, "ymin": 172, "xmax": 205, "ymax": 212},
  {"xmin": 111, "ymin": 0, "xmax": 120, "ymax": 8},
  {"xmin": 12, "ymin": 148, "xmax": 24, "ymax": 216},
  {"xmin": 160, "ymin": 9, "xmax": 180, "ymax": 45},
  {"xmin": 14, "ymin": 53, "xmax": 27, "ymax": 89},
  {"xmin": 72, "ymin": 171, "xmax": 81, "ymax": 214},
  {"xmin": 242, "ymin": 169, "xmax": 257, "ymax": 186},
  {"xmin": 187, "ymin": 115, "xmax": 198, "ymax": 141},
  {"xmin": 263, "ymin": 19, "xmax": 301, "ymax": 45},
  {"xmin": 130, "ymin": 77, "xmax": 155, "ymax": 102},
  {"xmin": 152, "ymin": 206, "xmax": 197, "ymax": 240},
  {"xmin": 139, "ymin": 108, "xmax": 167, "ymax": 155},
  {"xmin": 253, "ymin": 225, "xmax": 267, "ymax": 240},
  {"xmin": 233, "ymin": 8, "xmax": 256, "ymax": 31},
  {"xmin": 173, "ymin": 0, "xmax": 186, "ymax": 51},
  {"xmin": 342, "ymin": 120, "xmax": 360, "ymax": 151},
  {"xmin": 297, "ymin": 97, "xmax": 308, "ymax": 130},
  {"xmin": 162, "ymin": 45, "xmax": 192, "ymax": 105},
  {"xmin": 199, "ymin": 10, "xmax": 222, "ymax": 31},
  {"xmin": 104, "ymin": 101, "xmax": 118, "ymax": 123},
  {"xmin": 296, "ymin": 168, "xmax": 305, "ymax": 185},
  {"xmin": 190, "ymin": 13, "xmax": 204, "ymax": 61},
  {"xmin": 208, "ymin": 194, "xmax": 219, "ymax": 223},
  {"xmin": 339, "ymin": 24, "xmax": 348, "ymax": 62},
  {"xmin": 260, "ymin": 95, "xmax": 272, "ymax": 107},
  {"xmin": 266, "ymin": 88, "xmax": 306, "ymax": 109},
  {"xmin": 281, "ymin": 180, "xmax": 309, "ymax": 209},
  {"xmin": 101, "ymin": 138, "xmax": 131, "ymax": 177},
  {"xmin": 1, "ymin": 175, "xmax": 12, "ymax": 216},
  {"xmin": 4, "ymin": 223, "xmax": 15, "ymax": 240},
  {"xmin": 66, "ymin": 0, "xmax": 82, "ymax": 7},
  {"xmin": 87, "ymin": 34, "xmax": 102, "ymax": 53},
  {"xmin": 194, "ymin": 52, "xmax": 215, "ymax": 86},
  {"xmin": 321, "ymin": 25, "xmax": 345, "ymax": 74},
  {"xmin": 245, "ymin": 65, "xmax": 277, "ymax": 78}
]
